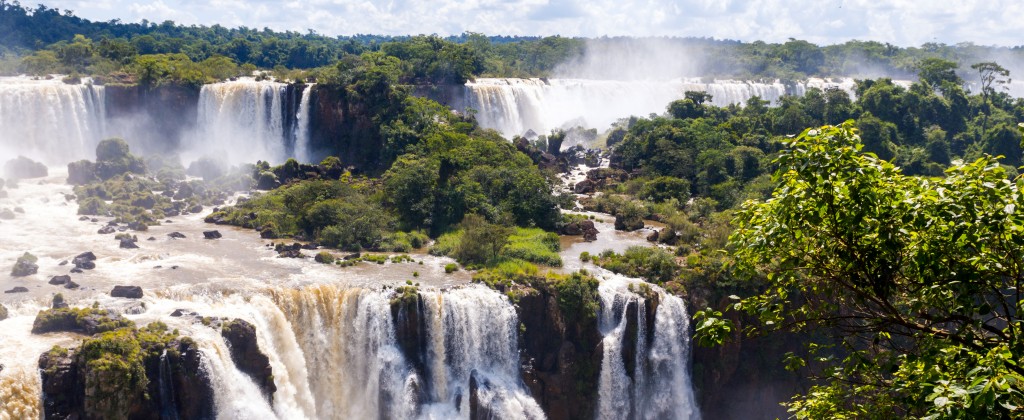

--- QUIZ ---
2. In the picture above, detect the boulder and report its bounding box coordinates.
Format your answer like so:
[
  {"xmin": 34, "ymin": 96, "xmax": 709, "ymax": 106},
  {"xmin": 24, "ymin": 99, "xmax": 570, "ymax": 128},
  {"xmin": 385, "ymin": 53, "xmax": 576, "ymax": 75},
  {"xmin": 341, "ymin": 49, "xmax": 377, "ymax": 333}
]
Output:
[
  {"xmin": 614, "ymin": 214, "xmax": 644, "ymax": 232},
  {"xmin": 97, "ymin": 225, "xmax": 116, "ymax": 234},
  {"xmin": 0, "ymin": 304, "xmax": 7, "ymax": 320},
  {"xmin": 51, "ymin": 294, "xmax": 69, "ymax": 309},
  {"xmin": 64, "ymin": 281, "xmax": 80, "ymax": 290},
  {"xmin": 168, "ymin": 232, "xmax": 186, "ymax": 239},
  {"xmin": 110, "ymin": 285, "xmax": 144, "ymax": 299},
  {"xmin": 203, "ymin": 230, "xmax": 222, "ymax": 239},
  {"xmin": 573, "ymin": 179, "xmax": 596, "ymax": 194},
  {"xmin": 580, "ymin": 220, "xmax": 599, "ymax": 242},
  {"xmin": 49, "ymin": 275, "xmax": 71, "ymax": 285},
  {"xmin": 647, "ymin": 230, "xmax": 660, "ymax": 242},
  {"xmin": 67, "ymin": 159, "xmax": 97, "ymax": 185},
  {"xmin": 0, "ymin": 208, "xmax": 14, "ymax": 220},
  {"xmin": 4, "ymin": 156, "xmax": 48, "ymax": 179},
  {"xmin": 72, "ymin": 252, "xmax": 96, "ymax": 269},
  {"xmin": 11, "ymin": 252, "xmax": 39, "ymax": 276},
  {"xmin": 221, "ymin": 319, "xmax": 276, "ymax": 401},
  {"xmin": 5, "ymin": 286, "xmax": 29, "ymax": 293},
  {"xmin": 119, "ymin": 238, "xmax": 140, "ymax": 249}
]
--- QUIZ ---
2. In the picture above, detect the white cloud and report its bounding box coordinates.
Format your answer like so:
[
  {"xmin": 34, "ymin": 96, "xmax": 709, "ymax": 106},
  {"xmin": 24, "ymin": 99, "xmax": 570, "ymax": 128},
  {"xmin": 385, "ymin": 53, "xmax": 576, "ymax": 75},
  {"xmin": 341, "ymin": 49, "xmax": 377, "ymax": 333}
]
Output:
[{"xmin": 38, "ymin": 0, "xmax": 1024, "ymax": 46}]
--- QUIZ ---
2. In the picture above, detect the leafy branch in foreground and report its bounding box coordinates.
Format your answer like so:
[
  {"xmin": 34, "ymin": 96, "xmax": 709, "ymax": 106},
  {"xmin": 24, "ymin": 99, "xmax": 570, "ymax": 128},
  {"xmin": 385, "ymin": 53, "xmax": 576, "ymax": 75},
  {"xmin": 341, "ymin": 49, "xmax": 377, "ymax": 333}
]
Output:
[{"xmin": 697, "ymin": 121, "xmax": 1024, "ymax": 418}]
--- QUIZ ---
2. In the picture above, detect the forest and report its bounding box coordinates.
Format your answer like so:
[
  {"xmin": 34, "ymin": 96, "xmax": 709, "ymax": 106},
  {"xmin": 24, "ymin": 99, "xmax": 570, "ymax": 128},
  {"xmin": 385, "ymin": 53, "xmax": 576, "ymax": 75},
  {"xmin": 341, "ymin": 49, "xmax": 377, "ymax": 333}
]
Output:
[
  {"xmin": 3, "ymin": 1, "xmax": 1024, "ymax": 84},
  {"xmin": 2, "ymin": 2, "xmax": 1024, "ymax": 418}
]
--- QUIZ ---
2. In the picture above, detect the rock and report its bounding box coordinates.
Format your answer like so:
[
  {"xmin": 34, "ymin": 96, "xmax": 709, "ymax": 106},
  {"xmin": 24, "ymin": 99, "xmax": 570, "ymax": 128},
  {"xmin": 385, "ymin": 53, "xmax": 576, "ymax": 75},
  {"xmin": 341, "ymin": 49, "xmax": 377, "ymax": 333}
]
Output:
[
  {"xmin": 580, "ymin": 220, "xmax": 599, "ymax": 242},
  {"xmin": 0, "ymin": 304, "xmax": 7, "ymax": 320},
  {"xmin": 561, "ymin": 222, "xmax": 583, "ymax": 236},
  {"xmin": 51, "ymin": 294, "xmax": 69, "ymax": 309},
  {"xmin": 203, "ymin": 230, "xmax": 222, "ymax": 239},
  {"xmin": 49, "ymin": 275, "xmax": 71, "ymax": 285},
  {"xmin": 277, "ymin": 249, "xmax": 303, "ymax": 258},
  {"xmin": 38, "ymin": 348, "xmax": 83, "ymax": 418},
  {"xmin": 343, "ymin": 252, "xmax": 362, "ymax": 261},
  {"xmin": 573, "ymin": 179, "xmax": 596, "ymax": 194},
  {"xmin": 119, "ymin": 238, "xmax": 140, "ymax": 249},
  {"xmin": 614, "ymin": 214, "xmax": 645, "ymax": 232},
  {"xmin": 170, "ymin": 309, "xmax": 188, "ymax": 317},
  {"xmin": 127, "ymin": 221, "xmax": 148, "ymax": 231},
  {"xmin": 10, "ymin": 252, "xmax": 39, "ymax": 276},
  {"xmin": 146, "ymin": 237, "xmax": 156, "ymax": 241},
  {"xmin": 67, "ymin": 159, "xmax": 97, "ymax": 185},
  {"xmin": 64, "ymin": 280, "xmax": 80, "ymax": 289},
  {"xmin": 69, "ymin": 268, "xmax": 83, "ymax": 274},
  {"xmin": 58, "ymin": 260, "xmax": 68, "ymax": 266},
  {"xmin": 4, "ymin": 156, "xmax": 48, "ymax": 179},
  {"xmin": 4, "ymin": 286, "xmax": 29, "ymax": 293},
  {"xmin": 221, "ymin": 319, "xmax": 276, "ymax": 401},
  {"xmin": 647, "ymin": 230, "xmax": 660, "ymax": 242},
  {"xmin": 168, "ymin": 232, "xmax": 186, "ymax": 239},
  {"xmin": 110, "ymin": 285, "xmax": 143, "ymax": 299},
  {"xmin": 73, "ymin": 252, "xmax": 96, "ymax": 267},
  {"xmin": 301, "ymin": 242, "xmax": 319, "ymax": 250},
  {"xmin": 13, "ymin": 207, "xmax": 24, "ymax": 213},
  {"xmin": 0, "ymin": 208, "xmax": 14, "ymax": 220},
  {"xmin": 97, "ymin": 225, "xmax": 116, "ymax": 234}
]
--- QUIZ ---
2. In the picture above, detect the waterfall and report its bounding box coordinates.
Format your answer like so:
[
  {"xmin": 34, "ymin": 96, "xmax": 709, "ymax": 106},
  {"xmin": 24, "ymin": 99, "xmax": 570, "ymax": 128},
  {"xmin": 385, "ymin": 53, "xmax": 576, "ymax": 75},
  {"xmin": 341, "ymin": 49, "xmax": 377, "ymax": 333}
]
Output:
[
  {"xmin": 195, "ymin": 79, "xmax": 296, "ymax": 165},
  {"xmin": 0, "ymin": 76, "xmax": 106, "ymax": 165},
  {"xmin": 596, "ymin": 278, "xmax": 699, "ymax": 420},
  {"xmin": 293, "ymin": 84, "xmax": 315, "ymax": 164},
  {"xmin": 418, "ymin": 287, "xmax": 545, "ymax": 419},
  {"xmin": 466, "ymin": 77, "xmax": 877, "ymax": 138}
]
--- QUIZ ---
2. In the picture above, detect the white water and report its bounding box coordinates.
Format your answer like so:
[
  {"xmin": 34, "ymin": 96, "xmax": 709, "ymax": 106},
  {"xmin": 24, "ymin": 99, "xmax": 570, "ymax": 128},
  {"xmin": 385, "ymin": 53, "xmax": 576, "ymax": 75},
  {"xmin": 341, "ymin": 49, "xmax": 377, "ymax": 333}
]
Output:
[
  {"xmin": 194, "ymin": 79, "xmax": 292, "ymax": 164},
  {"xmin": 293, "ymin": 84, "xmax": 315, "ymax": 164},
  {"xmin": 0, "ymin": 76, "xmax": 106, "ymax": 165},
  {"xmin": 466, "ymin": 77, "xmax": 900, "ymax": 139},
  {"xmin": 596, "ymin": 277, "xmax": 699, "ymax": 420}
]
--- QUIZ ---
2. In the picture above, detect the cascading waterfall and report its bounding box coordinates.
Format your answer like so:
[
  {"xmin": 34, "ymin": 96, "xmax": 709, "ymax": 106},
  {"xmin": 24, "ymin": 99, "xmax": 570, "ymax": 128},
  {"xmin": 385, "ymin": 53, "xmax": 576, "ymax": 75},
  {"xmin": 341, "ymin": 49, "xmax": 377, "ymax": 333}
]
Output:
[
  {"xmin": 175, "ymin": 284, "xmax": 545, "ymax": 420},
  {"xmin": 596, "ymin": 278, "xmax": 699, "ymax": 420},
  {"xmin": 195, "ymin": 79, "xmax": 314, "ymax": 164},
  {"xmin": 0, "ymin": 76, "xmax": 106, "ymax": 165},
  {"xmin": 418, "ymin": 287, "xmax": 545, "ymax": 419},
  {"xmin": 293, "ymin": 84, "xmax": 315, "ymax": 164},
  {"xmin": 466, "ymin": 77, "xmax": 881, "ymax": 139}
]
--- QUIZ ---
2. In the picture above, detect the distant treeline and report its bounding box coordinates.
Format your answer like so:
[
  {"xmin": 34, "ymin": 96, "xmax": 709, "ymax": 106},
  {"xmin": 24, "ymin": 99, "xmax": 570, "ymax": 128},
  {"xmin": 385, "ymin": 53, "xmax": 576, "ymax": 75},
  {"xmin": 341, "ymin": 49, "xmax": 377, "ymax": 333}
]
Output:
[{"xmin": 2, "ymin": 1, "xmax": 1024, "ymax": 84}]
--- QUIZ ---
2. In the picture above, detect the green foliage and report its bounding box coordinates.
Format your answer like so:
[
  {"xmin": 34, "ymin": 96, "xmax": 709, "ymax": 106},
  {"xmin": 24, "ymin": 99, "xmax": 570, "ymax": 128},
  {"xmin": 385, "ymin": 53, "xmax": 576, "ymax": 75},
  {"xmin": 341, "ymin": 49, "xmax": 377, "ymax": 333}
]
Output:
[
  {"xmin": 714, "ymin": 122, "xmax": 1024, "ymax": 418},
  {"xmin": 549, "ymin": 271, "xmax": 601, "ymax": 322},
  {"xmin": 444, "ymin": 263, "xmax": 458, "ymax": 274},
  {"xmin": 500, "ymin": 228, "xmax": 562, "ymax": 267},
  {"xmin": 595, "ymin": 246, "xmax": 680, "ymax": 285}
]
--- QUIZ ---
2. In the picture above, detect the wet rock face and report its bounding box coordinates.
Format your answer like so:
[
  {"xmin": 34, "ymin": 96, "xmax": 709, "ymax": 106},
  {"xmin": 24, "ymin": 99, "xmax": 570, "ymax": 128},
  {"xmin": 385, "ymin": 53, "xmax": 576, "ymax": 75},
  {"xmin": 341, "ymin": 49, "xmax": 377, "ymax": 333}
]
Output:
[
  {"xmin": 516, "ymin": 287, "xmax": 603, "ymax": 420},
  {"xmin": 38, "ymin": 338, "xmax": 216, "ymax": 420},
  {"xmin": 203, "ymin": 230, "xmax": 222, "ymax": 239},
  {"xmin": 614, "ymin": 214, "xmax": 644, "ymax": 232},
  {"xmin": 391, "ymin": 292, "xmax": 429, "ymax": 378},
  {"xmin": 39, "ymin": 349, "xmax": 84, "ymax": 419},
  {"xmin": 221, "ymin": 319, "xmax": 277, "ymax": 401}
]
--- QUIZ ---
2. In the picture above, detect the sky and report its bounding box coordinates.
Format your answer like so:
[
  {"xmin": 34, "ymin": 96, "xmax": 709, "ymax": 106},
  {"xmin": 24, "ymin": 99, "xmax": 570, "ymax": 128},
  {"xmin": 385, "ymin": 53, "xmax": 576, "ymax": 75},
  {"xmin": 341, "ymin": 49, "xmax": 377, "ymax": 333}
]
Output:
[{"xmin": 39, "ymin": 0, "xmax": 1024, "ymax": 46}]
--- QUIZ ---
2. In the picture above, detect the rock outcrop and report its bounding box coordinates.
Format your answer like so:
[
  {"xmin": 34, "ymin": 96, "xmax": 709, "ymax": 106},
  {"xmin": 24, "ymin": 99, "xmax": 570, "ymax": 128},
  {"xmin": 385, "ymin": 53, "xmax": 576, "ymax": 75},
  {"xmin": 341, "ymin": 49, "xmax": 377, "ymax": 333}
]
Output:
[
  {"xmin": 110, "ymin": 285, "xmax": 144, "ymax": 299},
  {"xmin": 221, "ymin": 319, "xmax": 276, "ymax": 401},
  {"xmin": 10, "ymin": 252, "xmax": 39, "ymax": 276}
]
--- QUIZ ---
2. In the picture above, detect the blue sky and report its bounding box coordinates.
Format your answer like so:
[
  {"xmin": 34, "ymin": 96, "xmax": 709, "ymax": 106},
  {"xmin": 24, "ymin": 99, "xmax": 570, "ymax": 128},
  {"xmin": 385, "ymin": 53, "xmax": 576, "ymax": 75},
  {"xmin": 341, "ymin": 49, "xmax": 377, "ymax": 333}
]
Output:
[{"xmin": 41, "ymin": 0, "xmax": 1024, "ymax": 46}]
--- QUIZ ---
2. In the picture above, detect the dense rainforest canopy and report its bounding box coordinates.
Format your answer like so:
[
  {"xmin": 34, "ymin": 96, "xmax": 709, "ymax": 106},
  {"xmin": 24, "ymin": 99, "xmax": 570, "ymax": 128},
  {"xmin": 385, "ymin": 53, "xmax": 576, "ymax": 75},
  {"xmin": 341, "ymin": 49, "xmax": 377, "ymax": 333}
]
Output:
[{"xmin": 3, "ymin": 1, "xmax": 1024, "ymax": 84}]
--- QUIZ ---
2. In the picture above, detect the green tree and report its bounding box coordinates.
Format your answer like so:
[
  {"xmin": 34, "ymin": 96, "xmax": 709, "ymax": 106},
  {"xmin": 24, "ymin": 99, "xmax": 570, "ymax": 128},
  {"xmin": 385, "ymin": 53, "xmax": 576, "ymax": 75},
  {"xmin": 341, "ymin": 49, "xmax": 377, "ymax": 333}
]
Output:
[{"xmin": 700, "ymin": 122, "xmax": 1024, "ymax": 418}]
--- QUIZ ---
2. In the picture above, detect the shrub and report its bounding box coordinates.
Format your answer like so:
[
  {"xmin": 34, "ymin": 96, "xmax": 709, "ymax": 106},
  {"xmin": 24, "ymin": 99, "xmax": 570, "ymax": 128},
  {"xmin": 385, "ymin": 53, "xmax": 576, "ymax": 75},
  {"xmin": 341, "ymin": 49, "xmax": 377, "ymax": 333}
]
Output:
[{"xmin": 444, "ymin": 263, "xmax": 458, "ymax": 273}]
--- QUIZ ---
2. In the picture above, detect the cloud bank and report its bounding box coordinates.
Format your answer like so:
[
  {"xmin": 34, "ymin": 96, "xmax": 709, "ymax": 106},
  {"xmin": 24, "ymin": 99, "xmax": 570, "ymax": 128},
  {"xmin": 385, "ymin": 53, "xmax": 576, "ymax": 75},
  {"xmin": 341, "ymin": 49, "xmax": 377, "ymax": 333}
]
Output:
[{"xmin": 41, "ymin": 0, "xmax": 1024, "ymax": 46}]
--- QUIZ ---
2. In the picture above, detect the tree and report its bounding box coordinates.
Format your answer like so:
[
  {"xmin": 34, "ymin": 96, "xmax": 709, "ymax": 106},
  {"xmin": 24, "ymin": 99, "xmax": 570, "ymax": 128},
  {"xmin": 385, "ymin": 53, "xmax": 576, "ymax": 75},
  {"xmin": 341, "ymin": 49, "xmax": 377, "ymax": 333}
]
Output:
[
  {"xmin": 697, "ymin": 122, "xmax": 1024, "ymax": 418},
  {"xmin": 971, "ymin": 61, "xmax": 1011, "ymax": 102},
  {"xmin": 916, "ymin": 57, "xmax": 963, "ymax": 90}
]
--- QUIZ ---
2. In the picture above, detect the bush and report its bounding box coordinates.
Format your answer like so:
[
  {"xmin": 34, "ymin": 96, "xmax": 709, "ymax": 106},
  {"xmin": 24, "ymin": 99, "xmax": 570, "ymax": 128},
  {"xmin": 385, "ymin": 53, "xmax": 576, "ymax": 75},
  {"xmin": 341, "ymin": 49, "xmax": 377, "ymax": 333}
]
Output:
[
  {"xmin": 314, "ymin": 251, "xmax": 335, "ymax": 264},
  {"xmin": 444, "ymin": 263, "xmax": 458, "ymax": 273},
  {"xmin": 596, "ymin": 246, "xmax": 680, "ymax": 284}
]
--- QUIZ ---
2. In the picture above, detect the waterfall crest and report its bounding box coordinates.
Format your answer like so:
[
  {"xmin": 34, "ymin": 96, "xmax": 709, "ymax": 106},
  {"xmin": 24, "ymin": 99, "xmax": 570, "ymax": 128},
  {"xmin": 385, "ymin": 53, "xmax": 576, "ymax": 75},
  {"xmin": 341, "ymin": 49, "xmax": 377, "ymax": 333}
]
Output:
[
  {"xmin": 0, "ymin": 76, "xmax": 106, "ymax": 165},
  {"xmin": 466, "ymin": 77, "xmax": 873, "ymax": 138},
  {"xmin": 194, "ymin": 79, "xmax": 317, "ymax": 165}
]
